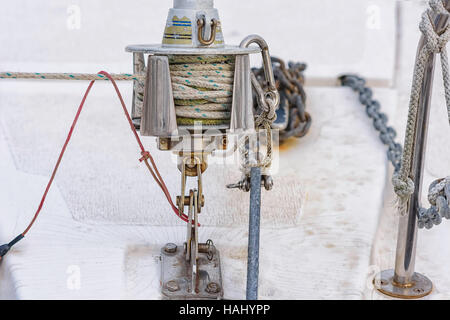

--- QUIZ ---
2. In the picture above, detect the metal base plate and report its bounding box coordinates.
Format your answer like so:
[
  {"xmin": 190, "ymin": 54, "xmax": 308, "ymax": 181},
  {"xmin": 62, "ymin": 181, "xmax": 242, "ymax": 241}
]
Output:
[
  {"xmin": 160, "ymin": 243, "xmax": 224, "ymax": 300},
  {"xmin": 374, "ymin": 269, "xmax": 433, "ymax": 299}
]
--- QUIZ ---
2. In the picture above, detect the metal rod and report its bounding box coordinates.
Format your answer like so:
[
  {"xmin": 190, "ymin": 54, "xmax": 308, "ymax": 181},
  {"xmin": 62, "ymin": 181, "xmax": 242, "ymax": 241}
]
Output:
[
  {"xmin": 393, "ymin": 1, "xmax": 450, "ymax": 286},
  {"xmin": 246, "ymin": 166, "xmax": 262, "ymax": 300}
]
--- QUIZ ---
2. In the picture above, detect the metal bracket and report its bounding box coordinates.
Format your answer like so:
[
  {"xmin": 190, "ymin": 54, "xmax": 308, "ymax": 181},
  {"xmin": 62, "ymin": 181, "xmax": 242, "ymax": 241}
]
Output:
[
  {"xmin": 160, "ymin": 241, "xmax": 223, "ymax": 300},
  {"xmin": 161, "ymin": 154, "xmax": 223, "ymax": 300}
]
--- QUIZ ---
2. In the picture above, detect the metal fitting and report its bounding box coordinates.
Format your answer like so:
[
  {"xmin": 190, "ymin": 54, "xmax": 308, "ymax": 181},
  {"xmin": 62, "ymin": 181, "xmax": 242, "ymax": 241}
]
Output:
[
  {"xmin": 164, "ymin": 243, "xmax": 178, "ymax": 254},
  {"xmin": 165, "ymin": 280, "xmax": 180, "ymax": 292},
  {"xmin": 205, "ymin": 282, "xmax": 221, "ymax": 294},
  {"xmin": 197, "ymin": 16, "xmax": 220, "ymax": 46}
]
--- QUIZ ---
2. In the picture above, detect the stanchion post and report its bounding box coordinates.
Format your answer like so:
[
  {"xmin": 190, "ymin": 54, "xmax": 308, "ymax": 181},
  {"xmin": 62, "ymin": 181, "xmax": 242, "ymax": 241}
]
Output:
[{"xmin": 374, "ymin": 1, "xmax": 450, "ymax": 299}]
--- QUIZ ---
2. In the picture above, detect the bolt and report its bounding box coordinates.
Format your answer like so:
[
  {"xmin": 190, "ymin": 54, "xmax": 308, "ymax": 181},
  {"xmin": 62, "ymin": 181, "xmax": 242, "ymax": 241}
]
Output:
[
  {"xmin": 166, "ymin": 280, "xmax": 180, "ymax": 292},
  {"xmin": 158, "ymin": 138, "xmax": 170, "ymax": 151},
  {"xmin": 164, "ymin": 243, "xmax": 177, "ymax": 254},
  {"xmin": 205, "ymin": 282, "xmax": 221, "ymax": 294}
]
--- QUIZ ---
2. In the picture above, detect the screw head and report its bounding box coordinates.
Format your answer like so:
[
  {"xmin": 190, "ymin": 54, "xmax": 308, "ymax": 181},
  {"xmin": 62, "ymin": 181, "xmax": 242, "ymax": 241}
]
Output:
[
  {"xmin": 166, "ymin": 280, "xmax": 180, "ymax": 292},
  {"xmin": 164, "ymin": 243, "xmax": 177, "ymax": 254},
  {"xmin": 373, "ymin": 277, "xmax": 389, "ymax": 287},
  {"xmin": 414, "ymin": 287, "xmax": 425, "ymax": 294},
  {"xmin": 205, "ymin": 282, "xmax": 221, "ymax": 294}
]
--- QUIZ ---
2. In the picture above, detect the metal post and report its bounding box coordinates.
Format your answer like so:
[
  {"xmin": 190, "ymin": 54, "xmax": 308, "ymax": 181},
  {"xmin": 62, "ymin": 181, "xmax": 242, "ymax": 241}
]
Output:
[
  {"xmin": 374, "ymin": 1, "xmax": 450, "ymax": 299},
  {"xmin": 246, "ymin": 167, "xmax": 262, "ymax": 300}
]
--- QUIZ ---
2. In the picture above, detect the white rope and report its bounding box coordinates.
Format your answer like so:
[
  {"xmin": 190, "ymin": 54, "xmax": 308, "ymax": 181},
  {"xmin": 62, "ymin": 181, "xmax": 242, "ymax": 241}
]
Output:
[
  {"xmin": 393, "ymin": 0, "xmax": 450, "ymax": 215},
  {"xmin": 0, "ymin": 72, "xmax": 144, "ymax": 81},
  {"xmin": 169, "ymin": 55, "xmax": 235, "ymax": 124}
]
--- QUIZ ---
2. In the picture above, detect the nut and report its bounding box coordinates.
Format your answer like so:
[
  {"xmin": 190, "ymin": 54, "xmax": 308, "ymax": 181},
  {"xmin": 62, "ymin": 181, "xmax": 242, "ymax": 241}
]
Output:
[
  {"xmin": 166, "ymin": 280, "xmax": 180, "ymax": 292},
  {"xmin": 205, "ymin": 282, "xmax": 221, "ymax": 294}
]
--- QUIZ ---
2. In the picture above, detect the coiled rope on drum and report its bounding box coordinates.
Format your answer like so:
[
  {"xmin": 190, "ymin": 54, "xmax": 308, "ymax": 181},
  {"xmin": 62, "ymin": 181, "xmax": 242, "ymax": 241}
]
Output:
[{"xmin": 168, "ymin": 55, "xmax": 235, "ymax": 126}]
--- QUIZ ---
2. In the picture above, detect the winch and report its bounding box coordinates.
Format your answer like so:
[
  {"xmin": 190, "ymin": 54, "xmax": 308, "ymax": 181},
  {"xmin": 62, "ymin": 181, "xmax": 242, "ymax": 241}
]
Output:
[
  {"xmin": 0, "ymin": 0, "xmax": 279, "ymax": 300},
  {"xmin": 126, "ymin": 0, "xmax": 279, "ymax": 299}
]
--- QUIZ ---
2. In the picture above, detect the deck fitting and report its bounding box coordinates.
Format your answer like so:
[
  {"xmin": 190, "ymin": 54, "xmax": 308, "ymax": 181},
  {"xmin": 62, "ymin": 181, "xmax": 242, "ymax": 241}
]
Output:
[{"xmin": 374, "ymin": 269, "xmax": 433, "ymax": 299}]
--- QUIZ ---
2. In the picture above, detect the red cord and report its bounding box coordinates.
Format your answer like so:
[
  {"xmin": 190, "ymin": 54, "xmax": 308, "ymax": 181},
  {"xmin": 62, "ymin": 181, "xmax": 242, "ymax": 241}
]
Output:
[{"xmin": 21, "ymin": 71, "xmax": 189, "ymax": 236}]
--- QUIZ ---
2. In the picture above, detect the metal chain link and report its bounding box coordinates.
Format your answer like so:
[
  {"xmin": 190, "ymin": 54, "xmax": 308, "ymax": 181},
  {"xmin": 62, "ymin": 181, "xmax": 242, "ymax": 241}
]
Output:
[
  {"xmin": 418, "ymin": 177, "xmax": 450, "ymax": 229},
  {"xmin": 340, "ymin": 75, "xmax": 403, "ymax": 172},
  {"xmin": 252, "ymin": 57, "xmax": 311, "ymax": 143},
  {"xmin": 228, "ymin": 57, "xmax": 309, "ymax": 192},
  {"xmin": 340, "ymin": 74, "xmax": 450, "ymax": 230}
]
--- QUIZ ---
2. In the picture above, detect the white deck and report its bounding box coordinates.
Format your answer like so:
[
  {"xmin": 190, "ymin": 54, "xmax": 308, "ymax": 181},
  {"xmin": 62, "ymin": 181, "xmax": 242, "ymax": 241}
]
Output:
[{"xmin": 0, "ymin": 0, "xmax": 449, "ymax": 300}]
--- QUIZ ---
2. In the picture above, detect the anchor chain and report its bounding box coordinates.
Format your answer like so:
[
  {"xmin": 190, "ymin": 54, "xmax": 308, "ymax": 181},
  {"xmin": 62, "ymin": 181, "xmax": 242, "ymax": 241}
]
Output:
[
  {"xmin": 419, "ymin": 177, "xmax": 450, "ymax": 229},
  {"xmin": 339, "ymin": 75, "xmax": 403, "ymax": 172},
  {"xmin": 340, "ymin": 74, "xmax": 450, "ymax": 230},
  {"xmin": 252, "ymin": 57, "xmax": 311, "ymax": 143},
  {"xmin": 229, "ymin": 56, "xmax": 308, "ymax": 191}
]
